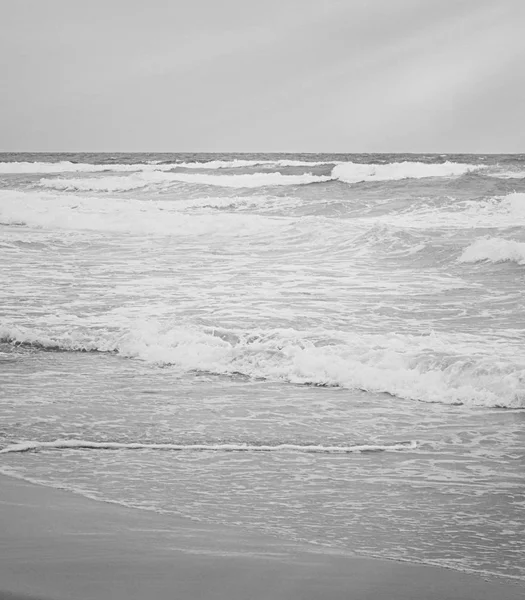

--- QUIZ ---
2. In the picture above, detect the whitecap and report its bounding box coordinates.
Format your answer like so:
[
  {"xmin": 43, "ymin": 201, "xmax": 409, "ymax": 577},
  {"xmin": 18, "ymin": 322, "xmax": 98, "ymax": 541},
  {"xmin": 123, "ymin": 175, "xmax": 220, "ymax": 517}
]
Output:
[
  {"xmin": 332, "ymin": 161, "xmax": 482, "ymax": 183},
  {"xmin": 3, "ymin": 323, "xmax": 524, "ymax": 409},
  {"xmin": 459, "ymin": 237, "xmax": 525, "ymax": 265}
]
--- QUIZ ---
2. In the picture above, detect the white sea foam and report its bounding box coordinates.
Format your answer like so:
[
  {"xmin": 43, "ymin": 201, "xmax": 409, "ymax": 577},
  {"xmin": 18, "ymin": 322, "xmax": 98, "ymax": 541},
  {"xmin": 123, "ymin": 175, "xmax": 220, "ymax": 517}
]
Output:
[
  {"xmin": 453, "ymin": 192, "xmax": 525, "ymax": 228},
  {"xmin": 38, "ymin": 171, "xmax": 332, "ymax": 191},
  {"xmin": 459, "ymin": 237, "xmax": 525, "ymax": 265},
  {"xmin": 499, "ymin": 192, "xmax": 525, "ymax": 217},
  {"xmin": 2, "ymin": 323, "xmax": 524, "ymax": 408},
  {"xmin": 33, "ymin": 161, "xmax": 485, "ymax": 193},
  {"xmin": 0, "ymin": 190, "xmax": 285, "ymax": 236},
  {"xmin": 332, "ymin": 161, "xmax": 482, "ymax": 183},
  {"xmin": 39, "ymin": 175, "xmax": 151, "ymax": 192},
  {"xmin": 176, "ymin": 159, "xmax": 337, "ymax": 169},
  {"xmin": 0, "ymin": 159, "xmax": 334, "ymax": 174},
  {"xmin": 486, "ymin": 170, "xmax": 525, "ymax": 179},
  {"xmin": 0, "ymin": 161, "xmax": 158, "ymax": 174},
  {"xmin": 0, "ymin": 439, "xmax": 416, "ymax": 455},
  {"xmin": 372, "ymin": 192, "xmax": 525, "ymax": 230},
  {"xmin": 2, "ymin": 160, "xmax": 482, "ymax": 186},
  {"xmin": 174, "ymin": 195, "xmax": 302, "ymax": 212}
]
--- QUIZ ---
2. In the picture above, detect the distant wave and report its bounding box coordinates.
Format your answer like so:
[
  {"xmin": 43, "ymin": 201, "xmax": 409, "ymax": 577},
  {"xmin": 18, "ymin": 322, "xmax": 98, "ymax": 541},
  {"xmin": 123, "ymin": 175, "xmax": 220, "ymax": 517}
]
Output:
[
  {"xmin": 31, "ymin": 161, "xmax": 485, "ymax": 193},
  {"xmin": 2, "ymin": 323, "xmax": 524, "ymax": 408},
  {"xmin": 0, "ymin": 439, "xmax": 416, "ymax": 455},
  {"xmin": 0, "ymin": 161, "xmax": 155, "ymax": 174},
  {"xmin": 40, "ymin": 176, "xmax": 151, "ymax": 192},
  {"xmin": 0, "ymin": 159, "xmax": 335, "ymax": 174},
  {"xmin": 459, "ymin": 237, "xmax": 525, "ymax": 265},
  {"xmin": 176, "ymin": 159, "xmax": 337, "ymax": 169},
  {"xmin": 2, "ymin": 160, "xmax": 482, "ymax": 186},
  {"xmin": 39, "ymin": 171, "xmax": 332, "ymax": 191},
  {"xmin": 332, "ymin": 161, "xmax": 483, "ymax": 183},
  {"xmin": 485, "ymin": 170, "xmax": 525, "ymax": 179}
]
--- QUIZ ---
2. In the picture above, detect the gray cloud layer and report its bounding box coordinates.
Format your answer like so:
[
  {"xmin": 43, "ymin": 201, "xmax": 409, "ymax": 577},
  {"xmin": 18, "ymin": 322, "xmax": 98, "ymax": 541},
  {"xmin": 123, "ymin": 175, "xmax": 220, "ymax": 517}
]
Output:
[{"xmin": 1, "ymin": 0, "xmax": 524, "ymax": 152}]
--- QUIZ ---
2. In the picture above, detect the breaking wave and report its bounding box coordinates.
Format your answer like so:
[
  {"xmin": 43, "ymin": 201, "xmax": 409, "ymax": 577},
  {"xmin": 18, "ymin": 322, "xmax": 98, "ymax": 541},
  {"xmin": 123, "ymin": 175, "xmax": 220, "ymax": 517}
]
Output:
[
  {"xmin": 32, "ymin": 161, "xmax": 484, "ymax": 193},
  {"xmin": 0, "ymin": 190, "xmax": 286, "ymax": 236},
  {"xmin": 2, "ymin": 160, "xmax": 482, "ymax": 188},
  {"xmin": 486, "ymin": 169, "xmax": 525, "ymax": 179},
  {"xmin": 39, "ymin": 171, "xmax": 332, "ymax": 191},
  {"xmin": 459, "ymin": 237, "xmax": 525, "ymax": 265},
  {"xmin": 0, "ymin": 439, "xmax": 416, "ymax": 455},
  {"xmin": 2, "ymin": 323, "xmax": 524, "ymax": 408},
  {"xmin": 3, "ymin": 189, "xmax": 525, "ymax": 240},
  {"xmin": 373, "ymin": 192, "xmax": 525, "ymax": 230},
  {"xmin": 332, "ymin": 161, "xmax": 482, "ymax": 183},
  {"xmin": 176, "ymin": 159, "xmax": 337, "ymax": 169},
  {"xmin": 0, "ymin": 159, "xmax": 337, "ymax": 174},
  {"xmin": 39, "ymin": 176, "xmax": 151, "ymax": 192},
  {"xmin": 0, "ymin": 161, "xmax": 159, "ymax": 174}
]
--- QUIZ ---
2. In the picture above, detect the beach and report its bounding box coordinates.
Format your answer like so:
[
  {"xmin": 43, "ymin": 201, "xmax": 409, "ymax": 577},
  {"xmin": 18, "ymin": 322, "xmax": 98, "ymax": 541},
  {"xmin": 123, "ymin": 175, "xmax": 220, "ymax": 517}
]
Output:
[{"xmin": 1, "ymin": 474, "xmax": 524, "ymax": 600}]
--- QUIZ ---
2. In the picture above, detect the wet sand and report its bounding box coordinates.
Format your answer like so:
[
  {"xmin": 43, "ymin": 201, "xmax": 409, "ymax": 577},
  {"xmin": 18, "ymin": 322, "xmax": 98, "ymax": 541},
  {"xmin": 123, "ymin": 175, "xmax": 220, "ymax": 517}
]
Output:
[{"xmin": 0, "ymin": 474, "xmax": 523, "ymax": 600}]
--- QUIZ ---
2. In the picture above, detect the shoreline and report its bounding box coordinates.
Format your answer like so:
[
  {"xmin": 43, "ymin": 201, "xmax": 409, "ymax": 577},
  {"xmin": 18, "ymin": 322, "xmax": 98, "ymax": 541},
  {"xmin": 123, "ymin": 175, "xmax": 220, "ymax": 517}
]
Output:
[{"xmin": 1, "ymin": 473, "xmax": 523, "ymax": 600}]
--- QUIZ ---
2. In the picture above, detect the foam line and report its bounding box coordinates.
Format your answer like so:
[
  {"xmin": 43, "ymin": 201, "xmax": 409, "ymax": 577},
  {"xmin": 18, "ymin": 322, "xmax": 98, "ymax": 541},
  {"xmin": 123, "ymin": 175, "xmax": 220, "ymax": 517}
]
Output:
[{"xmin": 0, "ymin": 439, "xmax": 417, "ymax": 455}]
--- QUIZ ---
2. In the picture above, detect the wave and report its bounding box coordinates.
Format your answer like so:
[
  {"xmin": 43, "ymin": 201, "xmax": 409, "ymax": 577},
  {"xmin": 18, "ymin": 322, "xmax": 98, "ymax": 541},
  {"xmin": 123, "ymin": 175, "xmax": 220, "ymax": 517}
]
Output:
[
  {"xmin": 372, "ymin": 192, "xmax": 525, "ymax": 230},
  {"xmin": 0, "ymin": 190, "xmax": 286, "ymax": 236},
  {"xmin": 0, "ymin": 161, "xmax": 160, "ymax": 174},
  {"xmin": 175, "ymin": 159, "xmax": 337, "ymax": 169},
  {"xmin": 33, "ymin": 161, "xmax": 484, "ymax": 193},
  {"xmin": 3, "ymin": 189, "xmax": 524, "ymax": 239},
  {"xmin": 2, "ymin": 323, "xmax": 524, "ymax": 408},
  {"xmin": 2, "ymin": 160, "xmax": 482, "ymax": 186},
  {"xmin": 332, "ymin": 161, "xmax": 482, "ymax": 183},
  {"xmin": 174, "ymin": 195, "xmax": 302, "ymax": 212},
  {"xmin": 39, "ymin": 175, "xmax": 151, "ymax": 192},
  {"xmin": 0, "ymin": 439, "xmax": 416, "ymax": 455},
  {"xmin": 459, "ymin": 237, "xmax": 525, "ymax": 265},
  {"xmin": 499, "ymin": 192, "xmax": 525, "ymax": 217},
  {"xmin": 38, "ymin": 171, "xmax": 332, "ymax": 191},
  {"xmin": 485, "ymin": 170, "xmax": 525, "ymax": 179},
  {"xmin": 0, "ymin": 159, "xmax": 338, "ymax": 174},
  {"xmin": 452, "ymin": 192, "xmax": 525, "ymax": 228}
]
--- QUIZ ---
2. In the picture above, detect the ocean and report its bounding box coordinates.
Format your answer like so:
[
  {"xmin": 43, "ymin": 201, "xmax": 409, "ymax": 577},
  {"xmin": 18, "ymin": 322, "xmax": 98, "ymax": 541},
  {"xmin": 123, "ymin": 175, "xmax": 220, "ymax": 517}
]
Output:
[{"xmin": 0, "ymin": 152, "xmax": 524, "ymax": 582}]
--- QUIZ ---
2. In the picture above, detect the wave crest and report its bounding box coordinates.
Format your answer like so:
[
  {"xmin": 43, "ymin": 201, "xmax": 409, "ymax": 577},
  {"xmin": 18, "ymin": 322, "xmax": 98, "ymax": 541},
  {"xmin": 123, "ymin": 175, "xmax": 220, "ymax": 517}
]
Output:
[
  {"xmin": 0, "ymin": 190, "xmax": 285, "ymax": 236},
  {"xmin": 3, "ymin": 323, "xmax": 524, "ymax": 408},
  {"xmin": 332, "ymin": 161, "xmax": 482, "ymax": 183},
  {"xmin": 459, "ymin": 237, "xmax": 525, "ymax": 265},
  {"xmin": 2, "ymin": 159, "xmax": 483, "ymax": 188},
  {"xmin": 39, "ymin": 171, "xmax": 331, "ymax": 191},
  {"xmin": 0, "ymin": 159, "xmax": 337, "ymax": 174}
]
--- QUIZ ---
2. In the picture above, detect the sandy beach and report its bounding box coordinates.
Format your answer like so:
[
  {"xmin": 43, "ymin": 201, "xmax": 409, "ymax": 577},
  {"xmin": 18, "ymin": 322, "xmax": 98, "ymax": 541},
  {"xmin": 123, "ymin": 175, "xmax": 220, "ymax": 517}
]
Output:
[{"xmin": 0, "ymin": 474, "xmax": 523, "ymax": 600}]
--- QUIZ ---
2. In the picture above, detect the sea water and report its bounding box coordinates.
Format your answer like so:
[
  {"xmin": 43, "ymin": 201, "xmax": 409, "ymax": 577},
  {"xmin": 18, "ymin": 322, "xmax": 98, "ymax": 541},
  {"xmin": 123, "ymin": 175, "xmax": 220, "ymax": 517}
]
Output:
[{"xmin": 0, "ymin": 152, "xmax": 524, "ymax": 582}]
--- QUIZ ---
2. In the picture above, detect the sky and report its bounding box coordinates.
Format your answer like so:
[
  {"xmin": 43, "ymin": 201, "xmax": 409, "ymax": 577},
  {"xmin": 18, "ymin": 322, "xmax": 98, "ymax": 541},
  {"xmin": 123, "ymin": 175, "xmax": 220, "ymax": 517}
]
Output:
[{"xmin": 1, "ymin": 0, "xmax": 524, "ymax": 153}]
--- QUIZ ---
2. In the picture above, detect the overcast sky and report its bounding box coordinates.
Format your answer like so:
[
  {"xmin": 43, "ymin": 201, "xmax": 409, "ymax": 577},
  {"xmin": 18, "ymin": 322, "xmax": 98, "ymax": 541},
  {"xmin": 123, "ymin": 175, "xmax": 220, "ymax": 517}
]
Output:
[{"xmin": 1, "ymin": 0, "xmax": 524, "ymax": 153}]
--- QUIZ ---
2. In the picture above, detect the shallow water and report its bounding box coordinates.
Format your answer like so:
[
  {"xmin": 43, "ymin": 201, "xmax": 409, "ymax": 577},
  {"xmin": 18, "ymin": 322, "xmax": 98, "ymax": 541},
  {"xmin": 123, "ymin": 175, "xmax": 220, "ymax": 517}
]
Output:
[{"xmin": 1, "ymin": 152, "xmax": 524, "ymax": 581}]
